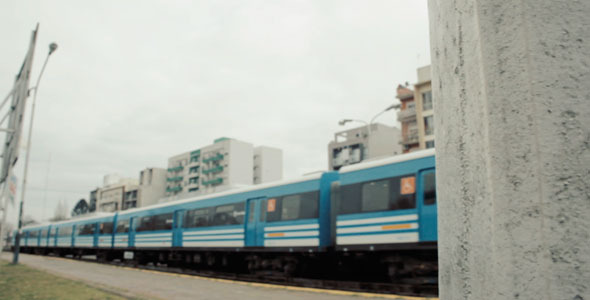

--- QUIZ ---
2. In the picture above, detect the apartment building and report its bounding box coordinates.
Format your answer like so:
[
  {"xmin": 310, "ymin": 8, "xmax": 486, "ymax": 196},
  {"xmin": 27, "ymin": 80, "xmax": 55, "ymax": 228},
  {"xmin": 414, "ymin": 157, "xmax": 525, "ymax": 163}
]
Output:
[
  {"xmin": 396, "ymin": 65, "xmax": 435, "ymax": 153},
  {"xmin": 328, "ymin": 123, "xmax": 401, "ymax": 170},
  {"xmin": 253, "ymin": 146, "xmax": 283, "ymax": 184},
  {"xmin": 96, "ymin": 174, "xmax": 139, "ymax": 212},
  {"xmin": 165, "ymin": 137, "xmax": 283, "ymax": 200},
  {"xmin": 137, "ymin": 167, "xmax": 167, "ymax": 207}
]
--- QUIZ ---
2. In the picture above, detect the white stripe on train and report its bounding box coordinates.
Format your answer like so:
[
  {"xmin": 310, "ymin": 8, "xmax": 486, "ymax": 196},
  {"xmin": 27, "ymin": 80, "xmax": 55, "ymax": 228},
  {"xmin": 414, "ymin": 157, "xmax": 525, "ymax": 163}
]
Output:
[
  {"xmin": 336, "ymin": 232, "xmax": 419, "ymax": 245},
  {"xmin": 336, "ymin": 214, "xmax": 418, "ymax": 226}
]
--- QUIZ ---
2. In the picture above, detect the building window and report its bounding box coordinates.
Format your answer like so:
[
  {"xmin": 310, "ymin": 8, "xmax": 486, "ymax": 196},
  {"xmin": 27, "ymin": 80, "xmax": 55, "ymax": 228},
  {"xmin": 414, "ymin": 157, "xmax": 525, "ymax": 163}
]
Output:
[
  {"xmin": 426, "ymin": 140, "xmax": 435, "ymax": 149},
  {"xmin": 424, "ymin": 116, "xmax": 434, "ymax": 136},
  {"xmin": 422, "ymin": 91, "xmax": 433, "ymax": 111}
]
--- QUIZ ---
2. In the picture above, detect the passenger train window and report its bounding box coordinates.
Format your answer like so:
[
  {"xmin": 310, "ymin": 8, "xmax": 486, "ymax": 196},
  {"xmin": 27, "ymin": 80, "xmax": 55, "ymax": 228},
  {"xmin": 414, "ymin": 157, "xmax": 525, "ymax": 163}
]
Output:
[
  {"xmin": 136, "ymin": 216, "xmax": 154, "ymax": 232},
  {"xmin": 153, "ymin": 213, "xmax": 173, "ymax": 231},
  {"xmin": 116, "ymin": 219, "xmax": 130, "ymax": 233},
  {"xmin": 100, "ymin": 222, "xmax": 113, "ymax": 234},
  {"xmin": 339, "ymin": 175, "xmax": 416, "ymax": 215},
  {"xmin": 78, "ymin": 223, "xmax": 95, "ymax": 235},
  {"xmin": 339, "ymin": 184, "xmax": 362, "ymax": 214},
  {"xmin": 361, "ymin": 180, "xmax": 390, "ymax": 212},
  {"xmin": 259, "ymin": 199, "xmax": 266, "ymax": 222},
  {"xmin": 29, "ymin": 231, "xmax": 38, "ymax": 238},
  {"xmin": 50, "ymin": 228, "xmax": 57, "ymax": 237},
  {"xmin": 211, "ymin": 203, "xmax": 245, "ymax": 226},
  {"xmin": 58, "ymin": 226, "xmax": 72, "ymax": 237},
  {"xmin": 423, "ymin": 172, "xmax": 436, "ymax": 205},
  {"xmin": 41, "ymin": 230, "xmax": 48, "ymax": 238},
  {"xmin": 281, "ymin": 195, "xmax": 301, "ymax": 221},
  {"xmin": 266, "ymin": 191, "xmax": 319, "ymax": 222},
  {"xmin": 248, "ymin": 203, "xmax": 255, "ymax": 222},
  {"xmin": 184, "ymin": 208, "xmax": 210, "ymax": 228}
]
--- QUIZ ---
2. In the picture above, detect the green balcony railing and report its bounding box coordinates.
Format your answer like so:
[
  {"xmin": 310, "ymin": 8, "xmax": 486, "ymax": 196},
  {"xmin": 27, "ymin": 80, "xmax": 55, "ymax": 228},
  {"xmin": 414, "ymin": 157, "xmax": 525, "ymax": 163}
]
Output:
[
  {"xmin": 167, "ymin": 166, "xmax": 183, "ymax": 172},
  {"xmin": 166, "ymin": 186, "xmax": 182, "ymax": 193},
  {"xmin": 202, "ymin": 154, "xmax": 224, "ymax": 163},
  {"xmin": 190, "ymin": 149, "xmax": 201, "ymax": 156},
  {"xmin": 166, "ymin": 176, "xmax": 183, "ymax": 182},
  {"xmin": 202, "ymin": 178, "xmax": 223, "ymax": 186},
  {"xmin": 190, "ymin": 155, "xmax": 200, "ymax": 163},
  {"xmin": 202, "ymin": 166, "xmax": 223, "ymax": 174},
  {"xmin": 214, "ymin": 137, "xmax": 230, "ymax": 143}
]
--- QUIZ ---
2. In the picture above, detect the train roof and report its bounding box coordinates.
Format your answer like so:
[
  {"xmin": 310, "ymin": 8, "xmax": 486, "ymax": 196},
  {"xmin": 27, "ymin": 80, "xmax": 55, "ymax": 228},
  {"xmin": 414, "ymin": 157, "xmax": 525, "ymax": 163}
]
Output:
[
  {"xmin": 339, "ymin": 148, "xmax": 435, "ymax": 174},
  {"xmin": 117, "ymin": 172, "xmax": 325, "ymax": 216},
  {"xmin": 22, "ymin": 212, "xmax": 114, "ymax": 230}
]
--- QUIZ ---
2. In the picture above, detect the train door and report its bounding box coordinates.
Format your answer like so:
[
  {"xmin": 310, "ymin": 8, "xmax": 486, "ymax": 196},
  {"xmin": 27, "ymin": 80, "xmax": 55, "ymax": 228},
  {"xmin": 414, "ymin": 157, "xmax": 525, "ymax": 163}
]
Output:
[
  {"xmin": 245, "ymin": 197, "xmax": 266, "ymax": 247},
  {"xmin": 129, "ymin": 218, "xmax": 136, "ymax": 247},
  {"xmin": 418, "ymin": 168, "xmax": 437, "ymax": 241},
  {"xmin": 173, "ymin": 210, "xmax": 184, "ymax": 247}
]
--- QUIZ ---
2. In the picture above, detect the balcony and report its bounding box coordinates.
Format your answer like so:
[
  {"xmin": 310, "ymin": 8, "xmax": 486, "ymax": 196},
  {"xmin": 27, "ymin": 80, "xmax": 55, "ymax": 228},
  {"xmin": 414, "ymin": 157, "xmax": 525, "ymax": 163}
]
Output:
[
  {"xmin": 166, "ymin": 176, "xmax": 183, "ymax": 182},
  {"xmin": 203, "ymin": 153, "xmax": 224, "ymax": 163},
  {"xmin": 202, "ymin": 178, "xmax": 223, "ymax": 186},
  {"xmin": 401, "ymin": 129, "xmax": 419, "ymax": 145},
  {"xmin": 397, "ymin": 107, "xmax": 416, "ymax": 121},
  {"xmin": 166, "ymin": 186, "xmax": 182, "ymax": 193},
  {"xmin": 202, "ymin": 166, "xmax": 224, "ymax": 174},
  {"xmin": 167, "ymin": 166, "xmax": 183, "ymax": 172}
]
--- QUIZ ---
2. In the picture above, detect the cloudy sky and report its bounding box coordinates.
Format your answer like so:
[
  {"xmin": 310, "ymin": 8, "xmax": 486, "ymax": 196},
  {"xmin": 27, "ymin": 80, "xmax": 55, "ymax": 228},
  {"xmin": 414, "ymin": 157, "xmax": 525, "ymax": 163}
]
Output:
[{"xmin": 0, "ymin": 0, "xmax": 431, "ymax": 224}]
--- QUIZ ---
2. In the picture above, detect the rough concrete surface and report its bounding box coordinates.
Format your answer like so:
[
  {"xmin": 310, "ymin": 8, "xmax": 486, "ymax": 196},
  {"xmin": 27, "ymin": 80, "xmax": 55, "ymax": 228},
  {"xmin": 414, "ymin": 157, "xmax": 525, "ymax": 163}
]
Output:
[
  {"xmin": 428, "ymin": 0, "xmax": 589, "ymax": 299},
  {"xmin": 0, "ymin": 253, "xmax": 428, "ymax": 300}
]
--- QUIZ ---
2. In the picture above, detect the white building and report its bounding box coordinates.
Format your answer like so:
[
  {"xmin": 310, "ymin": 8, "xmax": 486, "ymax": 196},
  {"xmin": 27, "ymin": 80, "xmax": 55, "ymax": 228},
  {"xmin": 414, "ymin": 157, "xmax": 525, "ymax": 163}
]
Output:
[
  {"xmin": 328, "ymin": 123, "xmax": 401, "ymax": 170},
  {"xmin": 253, "ymin": 146, "xmax": 283, "ymax": 185},
  {"xmin": 96, "ymin": 174, "xmax": 139, "ymax": 212},
  {"xmin": 119, "ymin": 167, "xmax": 167, "ymax": 209},
  {"xmin": 164, "ymin": 138, "xmax": 283, "ymax": 201}
]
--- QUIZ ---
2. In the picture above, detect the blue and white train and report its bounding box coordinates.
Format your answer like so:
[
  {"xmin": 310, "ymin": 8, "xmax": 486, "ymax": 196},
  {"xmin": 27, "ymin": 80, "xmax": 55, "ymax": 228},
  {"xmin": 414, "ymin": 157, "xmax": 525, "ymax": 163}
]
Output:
[{"xmin": 16, "ymin": 149, "xmax": 437, "ymax": 279}]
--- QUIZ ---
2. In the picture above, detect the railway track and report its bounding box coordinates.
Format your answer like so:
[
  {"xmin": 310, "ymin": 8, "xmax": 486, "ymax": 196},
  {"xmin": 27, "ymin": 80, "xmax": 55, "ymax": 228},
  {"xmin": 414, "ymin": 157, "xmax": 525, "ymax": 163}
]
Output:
[{"xmin": 59, "ymin": 254, "xmax": 438, "ymax": 298}]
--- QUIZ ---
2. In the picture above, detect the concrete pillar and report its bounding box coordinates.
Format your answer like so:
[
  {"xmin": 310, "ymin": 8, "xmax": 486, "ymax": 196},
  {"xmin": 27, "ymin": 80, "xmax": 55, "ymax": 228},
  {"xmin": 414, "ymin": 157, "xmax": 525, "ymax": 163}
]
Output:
[{"xmin": 428, "ymin": 1, "xmax": 589, "ymax": 299}]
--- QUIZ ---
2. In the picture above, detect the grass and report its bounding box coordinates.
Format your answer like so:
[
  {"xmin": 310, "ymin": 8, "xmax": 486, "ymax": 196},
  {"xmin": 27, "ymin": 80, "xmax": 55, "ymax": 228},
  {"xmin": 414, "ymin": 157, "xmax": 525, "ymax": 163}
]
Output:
[{"xmin": 0, "ymin": 260, "xmax": 140, "ymax": 300}]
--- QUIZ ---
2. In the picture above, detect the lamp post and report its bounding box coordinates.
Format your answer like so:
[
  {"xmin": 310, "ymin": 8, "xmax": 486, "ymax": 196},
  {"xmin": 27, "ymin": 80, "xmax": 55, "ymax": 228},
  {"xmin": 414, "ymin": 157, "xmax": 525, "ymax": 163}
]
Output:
[
  {"xmin": 338, "ymin": 104, "xmax": 400, "ymax": 159},
  {"xmin": 13, "ymin": 42, "xmax": 58, "ymax": 264}
]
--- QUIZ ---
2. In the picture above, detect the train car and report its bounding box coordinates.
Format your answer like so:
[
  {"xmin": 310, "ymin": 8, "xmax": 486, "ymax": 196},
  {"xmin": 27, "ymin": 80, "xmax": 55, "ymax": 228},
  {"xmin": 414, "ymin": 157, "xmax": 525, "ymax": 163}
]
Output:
[
  {"xmin": 105, "ymin": 171, "xmax": 338, "ymax": 274},
  {"xmin": 12, "ymin": 149, "xmax": 438, "ymax": 282},
  {"xmin": 333, "ymin": 149, "xmax": 437, "ymax": 280},
  {"xmin": 70, "ymin": 213, "xmax": 115, "ymax": 257},
  {"xmin": 19, "ymin": 223, "xmax": 51, "ymax": 254}
]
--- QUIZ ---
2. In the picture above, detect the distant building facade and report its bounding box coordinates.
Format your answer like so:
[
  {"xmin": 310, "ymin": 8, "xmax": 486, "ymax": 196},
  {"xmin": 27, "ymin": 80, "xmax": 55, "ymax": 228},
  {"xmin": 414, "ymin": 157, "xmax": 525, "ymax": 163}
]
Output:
[
  {"xmin": 96, "ymin": 174, "xmax": 139, "ymax": 212},
  {"xmin": 253, "ymin": 146, "xmax": 283, "ymax": 185},
  {"xmin": 328, "ymin": 123, "xmax": 401, "ymax": 171},
  {"xmin": 137, "ymin": 167, "xmax": 167, "ymax": 208},
  {"xmin": 396, "ymin": 65, "xmax": 435, "ymax": 153},
  {"xmin": 165, "ymin": 138, "xmax": 283, "ymax": 201}
]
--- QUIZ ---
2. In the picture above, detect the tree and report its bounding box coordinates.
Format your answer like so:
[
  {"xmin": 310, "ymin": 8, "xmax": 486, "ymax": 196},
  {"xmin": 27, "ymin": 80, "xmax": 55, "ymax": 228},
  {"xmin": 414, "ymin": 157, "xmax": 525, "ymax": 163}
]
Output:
[
  {"xmin": 51, "ymin": 200, "xmax": 69, "ymax": 222},
  {"xmin": 71, "ymin": 199, "xmax": 89, "ymax": 217}
]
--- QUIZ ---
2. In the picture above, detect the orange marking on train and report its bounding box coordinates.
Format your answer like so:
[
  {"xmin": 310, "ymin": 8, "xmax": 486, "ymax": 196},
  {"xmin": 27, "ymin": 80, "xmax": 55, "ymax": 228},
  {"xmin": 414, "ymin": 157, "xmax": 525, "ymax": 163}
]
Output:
[
  {"xmin": 267, "ymin": 232, "xmax": 284, "ymax": 237},
  {"xmin": 381, "ymin": 224, "xmax": 412, "ymax": 230}
]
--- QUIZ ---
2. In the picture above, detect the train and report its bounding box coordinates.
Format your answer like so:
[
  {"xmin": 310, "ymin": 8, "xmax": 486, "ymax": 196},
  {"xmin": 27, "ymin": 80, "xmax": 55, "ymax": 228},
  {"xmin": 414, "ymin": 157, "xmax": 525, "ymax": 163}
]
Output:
[{"xmin": 15, "ymin": 149, "xmax": 437, "ymax": 281}]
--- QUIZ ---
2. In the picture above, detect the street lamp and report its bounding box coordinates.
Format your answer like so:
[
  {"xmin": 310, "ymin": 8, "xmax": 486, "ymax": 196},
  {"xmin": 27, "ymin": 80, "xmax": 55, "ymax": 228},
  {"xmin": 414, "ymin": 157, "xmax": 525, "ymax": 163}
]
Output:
[
  {"xmin": 13, "ymin": 42, "xmax": 58, "ymax": 264},
  {"xmin": 338, "ymin": 104, "xmax": 400, "ymax": 159}
]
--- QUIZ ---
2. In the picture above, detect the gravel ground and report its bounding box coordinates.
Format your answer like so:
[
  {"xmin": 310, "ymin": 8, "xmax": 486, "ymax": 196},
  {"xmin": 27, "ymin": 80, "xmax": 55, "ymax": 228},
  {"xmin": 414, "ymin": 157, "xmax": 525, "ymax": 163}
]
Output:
[{"xmin": 0, "ymin": 252, "xmax": 430, "ymax": 300}]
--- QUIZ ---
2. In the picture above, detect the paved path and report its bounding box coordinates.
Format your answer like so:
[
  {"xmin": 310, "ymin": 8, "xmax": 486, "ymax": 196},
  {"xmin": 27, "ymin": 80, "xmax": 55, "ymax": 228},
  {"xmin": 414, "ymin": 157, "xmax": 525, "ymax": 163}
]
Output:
[{"xmin": 1, "ymin": 252, "xmax": 434, "ymax": 300}]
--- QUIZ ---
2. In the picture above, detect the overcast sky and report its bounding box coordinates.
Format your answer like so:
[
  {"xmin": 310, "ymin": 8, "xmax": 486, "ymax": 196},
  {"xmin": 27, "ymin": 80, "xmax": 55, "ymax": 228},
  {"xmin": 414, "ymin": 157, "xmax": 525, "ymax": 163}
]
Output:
[{"xmin": 0, "ymin": 0, "xmax": 431, "ymax": 224}]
